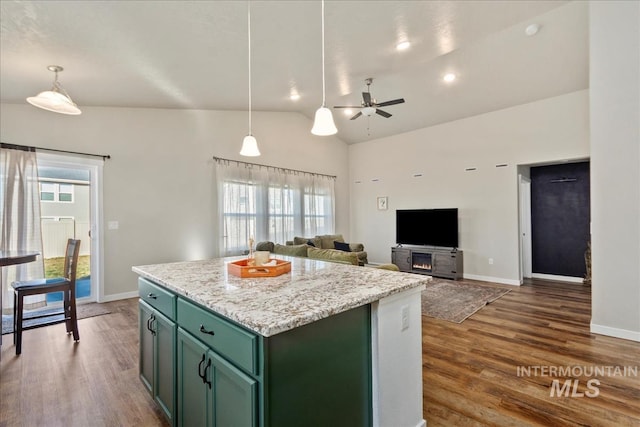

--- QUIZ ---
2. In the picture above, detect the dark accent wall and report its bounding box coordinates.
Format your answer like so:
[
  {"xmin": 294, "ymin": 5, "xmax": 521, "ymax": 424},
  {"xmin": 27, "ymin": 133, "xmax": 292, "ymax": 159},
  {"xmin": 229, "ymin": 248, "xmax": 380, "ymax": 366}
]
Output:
[{"xmin": 531, "ymin": 162, "xmax": 590, "ymax": 277}]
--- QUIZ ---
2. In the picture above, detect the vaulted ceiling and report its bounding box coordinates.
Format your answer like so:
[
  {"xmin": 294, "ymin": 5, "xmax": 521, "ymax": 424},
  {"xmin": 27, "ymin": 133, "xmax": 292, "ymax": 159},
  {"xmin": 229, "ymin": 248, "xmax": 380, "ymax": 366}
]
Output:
[{"xmin": 0, "ymin": 1, "xmax": 588, "ymax": 144}]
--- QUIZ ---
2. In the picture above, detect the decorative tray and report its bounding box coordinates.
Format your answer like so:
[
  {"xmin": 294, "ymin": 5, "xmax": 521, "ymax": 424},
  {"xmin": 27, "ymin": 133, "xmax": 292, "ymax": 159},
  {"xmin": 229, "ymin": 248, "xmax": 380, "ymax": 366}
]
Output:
[{"xmin": 227, "ymin": 258, "xmax": 292, "ymax": 278}]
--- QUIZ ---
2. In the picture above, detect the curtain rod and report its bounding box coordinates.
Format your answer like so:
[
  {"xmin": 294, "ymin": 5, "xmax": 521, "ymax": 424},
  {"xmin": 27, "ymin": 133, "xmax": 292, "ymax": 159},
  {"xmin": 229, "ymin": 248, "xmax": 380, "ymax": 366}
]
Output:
[
  {"xmin": 1, "ymin": 142, "xmax": 111, "ymax": 160},
  {"xmin": 213, "ymin": 156, "xmax": 336, "ymax": 179}
]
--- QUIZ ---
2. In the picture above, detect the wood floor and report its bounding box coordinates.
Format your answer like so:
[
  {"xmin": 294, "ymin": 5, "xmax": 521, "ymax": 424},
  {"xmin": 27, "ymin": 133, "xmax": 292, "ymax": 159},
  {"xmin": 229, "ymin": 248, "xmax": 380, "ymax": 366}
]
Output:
[
  {"xmin": 0, "ymin": 299, "xmax": 170, "ymax": 427},
  {"xmin": 1, "ymin": 279, "xmax": 638, "ymax": 426},
  {"xmin": 422, "ymin": 278, "xmax": 640, "ymax": 426}
]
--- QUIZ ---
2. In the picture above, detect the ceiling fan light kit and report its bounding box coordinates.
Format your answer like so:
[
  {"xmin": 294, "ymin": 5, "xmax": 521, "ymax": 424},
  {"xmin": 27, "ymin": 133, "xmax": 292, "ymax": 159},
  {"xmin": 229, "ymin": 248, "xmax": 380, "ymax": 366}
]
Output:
[
  {"xmin": 240, "ymin": 1, "xmax": 261, "ymax": 157},
  {"xmin": 333, "ymin": 77, "xmax": 404, "ymax": 121},
  {"xmin": 311, "ymin": 0, "xmax": 337, "ymax": 136},
  {"xmin": 26, "ymin": 65, "xmax": 81, "ymax": 115}
]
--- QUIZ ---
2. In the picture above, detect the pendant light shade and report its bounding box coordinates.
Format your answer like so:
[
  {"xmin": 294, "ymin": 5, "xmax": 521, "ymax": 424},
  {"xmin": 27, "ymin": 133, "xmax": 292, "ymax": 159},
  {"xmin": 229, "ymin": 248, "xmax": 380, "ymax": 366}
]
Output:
[
  {"xmin": 240, "ymin": 134, "xmax": 260, "ymax": 157},
  {"xmin": 26, "ymin": 65, "xmax": 81, "ymax": 115},
  {"xmin": 240, "ymin": 2, "xmax": 260, "ymax": 156},
  {"xmin": 311, "ymin": 106, "xmax": 337, "ymax": 136},
  {"xmin": 311, "ymin": 0, "xmax": 337, "ymax": 136}
]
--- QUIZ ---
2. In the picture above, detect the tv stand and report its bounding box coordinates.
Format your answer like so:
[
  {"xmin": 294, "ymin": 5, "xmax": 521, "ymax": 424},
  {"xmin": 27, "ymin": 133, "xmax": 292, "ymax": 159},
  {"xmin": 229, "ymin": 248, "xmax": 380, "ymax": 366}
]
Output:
[{"xmin": 391, "ymin": 246, "xmax": 463, "ymax": 280}]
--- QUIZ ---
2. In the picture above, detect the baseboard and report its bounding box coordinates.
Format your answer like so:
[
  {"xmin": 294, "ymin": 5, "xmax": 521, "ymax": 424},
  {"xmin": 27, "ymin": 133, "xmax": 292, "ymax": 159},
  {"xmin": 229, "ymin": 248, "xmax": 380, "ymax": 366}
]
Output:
[
  {"xmin": 463, "ymin": 273, "xmax": 521, "ymax": 286},
  {"xmin": 590, "ymin": 323, "xmax": 640, "ymax": 342},
  {"xmin": 531, "ymin": 273, "xmax": 584, "ymax": 284},
  {"xmin": 99, "ymin": 291, "xmax": 138, "ymax": 303}
]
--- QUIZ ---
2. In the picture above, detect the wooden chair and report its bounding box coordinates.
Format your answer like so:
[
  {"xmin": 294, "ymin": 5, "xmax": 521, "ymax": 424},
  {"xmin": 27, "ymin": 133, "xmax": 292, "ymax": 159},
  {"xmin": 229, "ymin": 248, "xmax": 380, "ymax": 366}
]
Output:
[{"xmin": 11, "ymin": 239, "xmax": 81, "ymax": 355}]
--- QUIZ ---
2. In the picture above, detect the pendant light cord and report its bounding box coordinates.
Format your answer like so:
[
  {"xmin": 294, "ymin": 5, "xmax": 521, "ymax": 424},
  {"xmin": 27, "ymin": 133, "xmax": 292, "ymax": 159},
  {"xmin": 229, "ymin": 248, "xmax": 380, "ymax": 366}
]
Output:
[
  {"xmin": 321, "ymin": 0, "xmax": 326, "ymax": 107},
  {"xmin": 248, "ymin": 1, "xmax": 252, "ymax": 134}
]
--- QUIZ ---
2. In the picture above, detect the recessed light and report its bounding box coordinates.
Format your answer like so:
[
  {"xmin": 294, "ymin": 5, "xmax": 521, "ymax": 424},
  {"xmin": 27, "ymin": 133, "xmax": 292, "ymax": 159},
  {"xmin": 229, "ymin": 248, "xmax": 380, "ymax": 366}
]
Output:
[
  {"xmin": 443, "ymin": 73, "xmax": 456, "ymax": 83},
  {"xmin": 343, "ymin": 109, "xmax": 353, "ymax": 116},
  {"xmin": 290, "ymin": 93, "xmax": 300, "ymax": 101},
  {"xmin": 396, "ymin": 41, "xmax": 411, "ymax": 51},
  {"xmin": 525, "ymin": 24, "xmax": 540, "ymax": 36}
]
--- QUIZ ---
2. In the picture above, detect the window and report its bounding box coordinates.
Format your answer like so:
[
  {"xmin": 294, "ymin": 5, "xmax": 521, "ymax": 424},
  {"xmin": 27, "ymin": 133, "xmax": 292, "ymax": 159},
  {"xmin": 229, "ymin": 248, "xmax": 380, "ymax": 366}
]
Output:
[
  {"xmin": 40, "ymin": 182, "xmax": 56, "ymax": 201},
  {"xmin": 59, "ymin": 184, "xmax": 73, "ymax": 202},
  {"xmin": 216, "ymin": 161, "xmax": 335, "ymax": 256},
  {"xmin": 39, "ymin": 182, "xmax": 74, "ymax": 203}
]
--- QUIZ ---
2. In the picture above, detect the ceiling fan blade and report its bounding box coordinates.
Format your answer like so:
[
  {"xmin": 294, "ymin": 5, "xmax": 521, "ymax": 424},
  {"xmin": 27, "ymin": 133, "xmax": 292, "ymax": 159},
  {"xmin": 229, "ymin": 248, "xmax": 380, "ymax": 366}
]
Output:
[
  {"xmin": 362, "ymin": 92, "xmax": 372, "ymax": 106},
  {"xmin": 333, "ymin": 105, "xmax": 362, "ymax": 109},
  {"xmin": 376, "ymin": 109, "xmax": 392, "ymax": 118},
  {"xmin": 350, "ymin": 112, "xmax": 363, "ymax": 120},
  {"xmin": 376, "ymin": 98, "xmax": 405, "ymax": 107}
]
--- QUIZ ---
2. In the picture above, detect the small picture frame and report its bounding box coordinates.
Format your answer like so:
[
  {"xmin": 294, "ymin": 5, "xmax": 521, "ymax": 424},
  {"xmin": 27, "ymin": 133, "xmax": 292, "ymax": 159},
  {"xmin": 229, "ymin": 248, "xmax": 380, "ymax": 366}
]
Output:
[{"xmin": 377, "ymin": 196, "xmax": 388, "ymax": 210}]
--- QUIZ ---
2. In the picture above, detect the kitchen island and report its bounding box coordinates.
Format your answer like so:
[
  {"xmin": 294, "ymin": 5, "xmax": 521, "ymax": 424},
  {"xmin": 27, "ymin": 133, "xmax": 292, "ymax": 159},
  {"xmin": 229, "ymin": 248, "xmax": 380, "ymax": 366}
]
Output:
[{"xmin": 133, "ymin": 256, "xmax": 429, "ymax": 427}]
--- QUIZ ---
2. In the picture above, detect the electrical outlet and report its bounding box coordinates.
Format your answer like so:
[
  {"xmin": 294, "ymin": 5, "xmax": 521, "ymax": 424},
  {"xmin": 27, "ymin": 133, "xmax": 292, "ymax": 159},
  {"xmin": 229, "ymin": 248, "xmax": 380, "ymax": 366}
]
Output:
[
  {"xmin": 488, "ymin": 258, "xmax": 494, "ymax": 265},
  {"xmin": 401, "ymin": 305, "xmax": 409, "ymax": 331}
]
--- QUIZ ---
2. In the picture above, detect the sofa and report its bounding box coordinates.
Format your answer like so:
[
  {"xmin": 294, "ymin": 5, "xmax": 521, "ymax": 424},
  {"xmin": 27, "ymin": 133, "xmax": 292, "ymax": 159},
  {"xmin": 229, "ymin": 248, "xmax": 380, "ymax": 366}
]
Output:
[
  {"xmin": 256, "ymin": 234, "xmax": 368, "ymax": 266},
  {"xmin": 287, "ymin": 234, "xmax": 368, "ymax": 266}
]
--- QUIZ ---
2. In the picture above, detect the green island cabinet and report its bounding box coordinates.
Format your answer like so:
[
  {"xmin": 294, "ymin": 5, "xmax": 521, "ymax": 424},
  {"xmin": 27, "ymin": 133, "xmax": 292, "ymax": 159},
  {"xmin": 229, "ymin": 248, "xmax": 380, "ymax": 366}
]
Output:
[
  {"xmin": 139, "ymin": 277, "xmax": 371, "ymax": 427},
  {"xmin": 139, "ymin": 279, "xmax": 177, "ymax": 425}
]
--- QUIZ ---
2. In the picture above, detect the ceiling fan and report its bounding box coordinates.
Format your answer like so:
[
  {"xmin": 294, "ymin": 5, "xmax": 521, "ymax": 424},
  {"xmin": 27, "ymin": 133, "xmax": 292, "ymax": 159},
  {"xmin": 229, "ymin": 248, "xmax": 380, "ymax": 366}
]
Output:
[{"xmin": 333, "ymin": 78, "xmax": 405, "ymax": 120}]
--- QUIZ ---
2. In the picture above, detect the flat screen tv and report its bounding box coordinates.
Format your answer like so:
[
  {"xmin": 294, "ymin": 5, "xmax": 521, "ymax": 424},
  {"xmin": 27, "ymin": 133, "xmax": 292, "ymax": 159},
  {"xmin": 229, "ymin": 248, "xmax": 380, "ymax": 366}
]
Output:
[{"xmin": 396, "ymin": 208, "xmax": 459, "ymax": 248}]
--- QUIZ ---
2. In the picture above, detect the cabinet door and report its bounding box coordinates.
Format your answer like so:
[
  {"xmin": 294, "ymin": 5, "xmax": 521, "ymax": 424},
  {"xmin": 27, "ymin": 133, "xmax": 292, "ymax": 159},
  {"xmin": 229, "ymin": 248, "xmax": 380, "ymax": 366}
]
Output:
[
  {"xmin": 208, "ymin": 350, "xmax": 257, "ymax": 427},
  {"xmin": 433, "ymin": 252, "xmax": 454, "ymax": 276},
  {"xmin": 177, "ymin": 328, "xmax": 209, "ymax": 427},
  {"xmin": 153, "ymin": 310, "xmax": 176, "ymax": 424},
  {"xmin": 139, "ymin": 300, "xmax": 154, "ymax": 395},
  {"xmin": 392, "ymin": 248, "xmax": 412, "ymax": 272}
]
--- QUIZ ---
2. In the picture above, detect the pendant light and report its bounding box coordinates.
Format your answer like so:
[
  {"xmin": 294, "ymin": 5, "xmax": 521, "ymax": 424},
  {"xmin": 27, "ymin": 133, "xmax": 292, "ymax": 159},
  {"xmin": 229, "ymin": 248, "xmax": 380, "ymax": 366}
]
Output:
[
  {"xmin": 240, "ymin": 1, "xmax": 260, "ymax": 157},
  {"xmin": 311, "ymin": 0, "xmax": 337, "ymax": 136},
  {"xmin": 27, "ymin": 65, "xmax": 82, "ymax": 115}
]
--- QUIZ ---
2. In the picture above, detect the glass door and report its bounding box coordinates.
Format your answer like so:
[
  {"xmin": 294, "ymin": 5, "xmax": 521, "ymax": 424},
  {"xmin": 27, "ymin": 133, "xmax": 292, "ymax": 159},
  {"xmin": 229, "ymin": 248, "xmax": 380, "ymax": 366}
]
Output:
[{"xmin": 37, "ymin": 153, "xmax": 103, "ymax": 304}]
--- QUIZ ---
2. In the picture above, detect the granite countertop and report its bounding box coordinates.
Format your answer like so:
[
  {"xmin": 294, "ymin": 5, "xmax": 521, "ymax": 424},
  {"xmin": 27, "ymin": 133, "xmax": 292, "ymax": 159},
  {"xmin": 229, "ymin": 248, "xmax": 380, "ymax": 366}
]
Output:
[{"xmin": 132, "ymin": 256, "xmax": 429, "ymax": 337}]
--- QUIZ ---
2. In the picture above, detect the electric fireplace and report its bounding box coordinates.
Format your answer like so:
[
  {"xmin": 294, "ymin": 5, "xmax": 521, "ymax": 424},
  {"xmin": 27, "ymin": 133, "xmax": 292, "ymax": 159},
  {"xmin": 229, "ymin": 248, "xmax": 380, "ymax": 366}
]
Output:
[{"xmin": 411, "ymin": 252, "xmax": 432, "ymax": 272}]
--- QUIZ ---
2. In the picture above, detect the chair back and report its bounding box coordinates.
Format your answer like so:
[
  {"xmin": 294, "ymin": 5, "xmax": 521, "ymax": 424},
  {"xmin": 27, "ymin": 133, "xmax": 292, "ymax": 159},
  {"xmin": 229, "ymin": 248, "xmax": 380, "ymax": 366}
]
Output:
[{"xmin": 63, "ymin": 239, "xmax": 81, "ymax": 289}]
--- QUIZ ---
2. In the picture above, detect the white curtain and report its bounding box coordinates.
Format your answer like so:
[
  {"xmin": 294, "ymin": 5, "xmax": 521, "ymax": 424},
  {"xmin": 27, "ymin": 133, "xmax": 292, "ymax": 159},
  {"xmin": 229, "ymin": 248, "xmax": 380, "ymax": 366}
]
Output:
[
  {"xmin": 1, "ymin": 146, "xmax": 45, "ymax": 312},
  {"xmin": 215, "ymin": 159, "xmax": 335, "ymax": 256}
]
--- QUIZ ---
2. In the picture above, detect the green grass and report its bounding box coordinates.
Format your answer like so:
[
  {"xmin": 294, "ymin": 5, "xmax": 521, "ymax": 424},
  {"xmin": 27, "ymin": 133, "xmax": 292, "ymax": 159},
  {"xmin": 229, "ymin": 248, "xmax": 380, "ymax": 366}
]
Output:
[{"xmin": 44, "ymin": 255, "xmax": 91, "ymax": 278}]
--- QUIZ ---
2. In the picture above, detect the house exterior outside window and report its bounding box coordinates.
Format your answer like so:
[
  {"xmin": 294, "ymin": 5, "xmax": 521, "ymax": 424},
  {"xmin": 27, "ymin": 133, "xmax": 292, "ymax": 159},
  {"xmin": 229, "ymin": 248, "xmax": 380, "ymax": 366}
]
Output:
[{"xmin": 39, "ymin": 182, "xmax": 74, "ymax": 203}]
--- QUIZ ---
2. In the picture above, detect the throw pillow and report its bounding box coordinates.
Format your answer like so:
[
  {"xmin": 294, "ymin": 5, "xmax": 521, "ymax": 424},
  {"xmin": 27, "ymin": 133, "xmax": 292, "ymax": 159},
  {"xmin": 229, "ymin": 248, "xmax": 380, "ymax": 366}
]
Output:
[
  {"xmin": 318, "ymin": 234, "xmax": 344, "ymax": 249},
  {"xmin": 333, "ymin": 241, "xmax": 351, "ymax": 252},
  {"xmin": 293, "ymin": 236, "xmax": 321, "ymax": 248}
]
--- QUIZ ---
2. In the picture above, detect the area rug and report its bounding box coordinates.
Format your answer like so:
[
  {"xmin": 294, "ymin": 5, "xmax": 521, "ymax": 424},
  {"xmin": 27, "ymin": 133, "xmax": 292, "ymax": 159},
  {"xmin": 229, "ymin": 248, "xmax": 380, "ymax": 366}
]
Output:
[
  {"xmin": 1, "ymin": 303, "xmax": 111, "ymax": 335},
  {"xmin": 421, "ymin": 280, "xmax": 510, "ymax": 323}
]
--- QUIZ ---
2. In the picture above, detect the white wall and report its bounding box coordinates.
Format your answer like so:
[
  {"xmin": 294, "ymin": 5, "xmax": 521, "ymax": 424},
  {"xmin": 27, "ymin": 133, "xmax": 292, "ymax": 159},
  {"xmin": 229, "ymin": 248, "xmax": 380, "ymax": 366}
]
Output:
[
  {"xmin": 589, "ymin": 1, "xmax": 640, "ymax": 341},
  {"xmin": 349, "ymin": 90, "xmax": 590, "ymax": 284},
  {"xmin": 0, "ymin": 104, "xmax": 350, "ymax": 299}
]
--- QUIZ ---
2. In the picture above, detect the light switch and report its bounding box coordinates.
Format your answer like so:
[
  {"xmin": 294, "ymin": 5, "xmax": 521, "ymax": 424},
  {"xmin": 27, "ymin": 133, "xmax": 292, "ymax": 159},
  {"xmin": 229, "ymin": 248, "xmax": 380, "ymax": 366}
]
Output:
[{"xmin": 108, "ymin": 221, "xmax": 119, "ymax": 230}]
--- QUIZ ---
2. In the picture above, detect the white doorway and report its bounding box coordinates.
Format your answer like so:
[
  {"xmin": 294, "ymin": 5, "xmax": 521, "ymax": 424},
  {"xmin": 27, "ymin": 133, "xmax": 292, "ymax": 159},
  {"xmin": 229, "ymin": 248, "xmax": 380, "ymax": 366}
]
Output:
[
  {"xmin": 37, "ymin": 152, "xmax": 104, "ymax": 303},
  {"xmin": 519, "ymin": 174, "xmax": 532, "ymax": 282}
]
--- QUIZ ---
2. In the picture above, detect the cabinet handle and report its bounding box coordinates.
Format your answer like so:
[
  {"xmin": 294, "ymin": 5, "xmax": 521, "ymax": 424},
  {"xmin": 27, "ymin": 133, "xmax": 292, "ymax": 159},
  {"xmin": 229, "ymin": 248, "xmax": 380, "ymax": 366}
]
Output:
[
  {"xmin": 199, "ymin": 324, "xmax": 215, "ymax": 336},
  {"xmin": 203, "ymin": 358, "xmax": 212, "ymax": 389},
  {"xmin": 147, "ymin": 293, "xmax": 157, "ymax": 299},
  {"xmin": 197, "ymin": 354, "xmax": 206, "ymax": 383},
  {"xmin": 406, "ymin": 257, "xmax": 410, "ymax": 264},
  {"xmin": 149, "ymin": 314, "xmax": 156, "ymax": 336}
]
